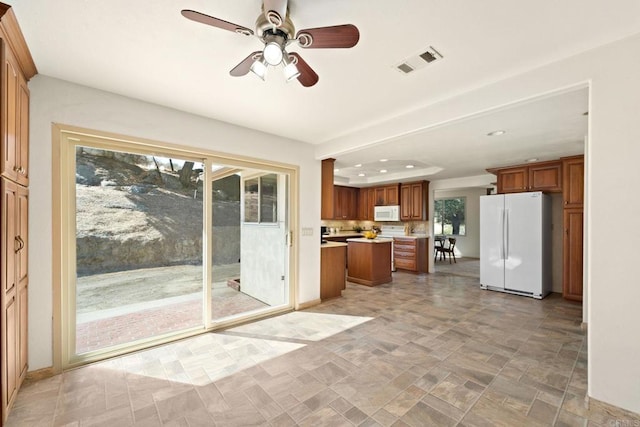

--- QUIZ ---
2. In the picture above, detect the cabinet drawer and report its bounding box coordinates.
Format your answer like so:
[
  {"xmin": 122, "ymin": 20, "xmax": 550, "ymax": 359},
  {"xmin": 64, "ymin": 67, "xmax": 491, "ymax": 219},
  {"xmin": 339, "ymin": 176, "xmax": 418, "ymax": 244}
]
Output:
[
  {"xmin": 395, "ymin": 258, "xmax": 416, "ymax": 271},
  {"xmin": 394, "ymin": 250, "xmax": 415, "ymax": 259},
  {"xmin": 393, "ymin": 242, "xmax": 416, "ymax": 252}
]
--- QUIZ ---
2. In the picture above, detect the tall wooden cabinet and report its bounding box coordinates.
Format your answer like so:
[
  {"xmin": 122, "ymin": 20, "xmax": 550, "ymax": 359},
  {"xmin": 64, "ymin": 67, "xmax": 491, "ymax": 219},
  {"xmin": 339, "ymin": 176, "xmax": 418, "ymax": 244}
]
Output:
[
  {"xmin": 562, "ymin": 155, "xmax": 584, "ymax": 301},
  {"xmin": 0, "ymin": 3, "xmax": 36, "ymax": 423}
]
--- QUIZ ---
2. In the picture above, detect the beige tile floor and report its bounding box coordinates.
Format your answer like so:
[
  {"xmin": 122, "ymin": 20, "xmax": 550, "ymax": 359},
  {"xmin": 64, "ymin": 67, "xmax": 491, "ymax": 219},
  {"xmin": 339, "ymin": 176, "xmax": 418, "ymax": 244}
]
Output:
[{"xmin": 8, "ymin": 265, "xmax": 640, "ymax": 426}]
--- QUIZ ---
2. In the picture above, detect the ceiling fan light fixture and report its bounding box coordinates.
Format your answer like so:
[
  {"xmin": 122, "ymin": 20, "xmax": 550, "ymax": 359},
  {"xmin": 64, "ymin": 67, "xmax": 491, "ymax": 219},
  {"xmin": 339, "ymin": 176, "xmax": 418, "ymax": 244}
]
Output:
[
  {"xmin": 263, "ymin": 42, "xmax": 284, "ymax": 66},
  {"xmin": 250, "ymin": 58, "xmax": 268, "ymax": 80},
  {"xmin": 282, "ymin": 55, "xmax": 300, "ymax": 82}
]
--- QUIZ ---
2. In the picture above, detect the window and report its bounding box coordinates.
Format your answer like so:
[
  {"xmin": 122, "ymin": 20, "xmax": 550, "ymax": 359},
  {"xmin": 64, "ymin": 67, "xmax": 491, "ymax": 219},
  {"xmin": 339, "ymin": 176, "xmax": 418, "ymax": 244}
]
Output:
[
  {"xmin": 244, "ymin": 173, "xmax": 278, "ymax": 223},
  {"xmin": 434, "ymin": 197, "xmax": 466, "ymax": 236}
]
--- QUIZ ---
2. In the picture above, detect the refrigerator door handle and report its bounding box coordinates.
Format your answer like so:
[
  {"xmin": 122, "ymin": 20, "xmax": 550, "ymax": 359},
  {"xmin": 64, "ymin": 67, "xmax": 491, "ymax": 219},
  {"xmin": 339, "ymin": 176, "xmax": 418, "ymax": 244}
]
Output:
[
  {"xmin": 501, "ymin": 208, "xmax": 505, "ymax": 260},
  {"xmin": 505, "ymin": 209, "xmax": 510, "ymax": 259}
]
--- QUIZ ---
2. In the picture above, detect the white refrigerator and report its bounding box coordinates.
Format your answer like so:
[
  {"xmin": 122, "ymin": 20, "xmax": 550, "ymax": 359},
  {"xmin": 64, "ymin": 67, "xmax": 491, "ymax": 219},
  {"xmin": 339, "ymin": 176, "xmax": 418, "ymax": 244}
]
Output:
[{"xmin": 480, "ymin": 191, "xmax": 551, "ymax": 299}]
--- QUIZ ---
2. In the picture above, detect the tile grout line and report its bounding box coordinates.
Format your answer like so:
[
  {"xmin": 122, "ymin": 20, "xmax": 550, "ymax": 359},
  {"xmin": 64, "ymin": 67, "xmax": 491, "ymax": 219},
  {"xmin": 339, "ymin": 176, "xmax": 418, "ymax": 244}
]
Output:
[{"xmin": 551, "ymin": 333, "xmax": 586, "ymax": 426}]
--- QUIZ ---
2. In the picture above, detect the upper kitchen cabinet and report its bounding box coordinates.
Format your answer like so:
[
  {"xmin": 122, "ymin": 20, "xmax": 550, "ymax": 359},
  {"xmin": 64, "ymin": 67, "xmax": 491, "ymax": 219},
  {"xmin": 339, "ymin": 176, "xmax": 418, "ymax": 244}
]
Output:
[
  {"xmin": 1, "ymin": 6, "xmax": 36, "ymax": 187},
  {"xmin": 528, "ymin": 161, "xmax": 562, "ymax": 193},
  {"xmin": 492, "ymin": 166, "xmax": 528, "ymax": 193},
  {"xmin": 321, "ymin": 159, "xmax": 335, "ymax": 220},
  {"xmin": 375, "ymin": 184, "xmax": 400, "ymax": 206},
  {"xmin": 488, "ymin": 160, "xmax": 562, "ymax": 194},
  {"xmin": 400, "ymin": 181, "xmax": 428, "ymax": 221},
  {"xmin": 358, "ymin": 187, "xmax": 375, "ymax": 220},
  {"xmin": 562, "ymin": 155, "xmax": 584, "ymax": 208},
  {"xmin": 334, "ymin": 185, "xmax": 358, "ymax": 220}
]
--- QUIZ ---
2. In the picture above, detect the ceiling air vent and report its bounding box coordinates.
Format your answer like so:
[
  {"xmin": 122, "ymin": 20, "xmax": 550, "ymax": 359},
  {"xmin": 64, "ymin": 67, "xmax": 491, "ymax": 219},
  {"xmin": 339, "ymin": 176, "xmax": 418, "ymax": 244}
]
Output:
[
  {"xmin": 394, "ymin": 46, "xmax": 443, "ymax": 75},
  {"xmin": 397, "ymin": 63, "xmax": 414, "ymax": 74}
]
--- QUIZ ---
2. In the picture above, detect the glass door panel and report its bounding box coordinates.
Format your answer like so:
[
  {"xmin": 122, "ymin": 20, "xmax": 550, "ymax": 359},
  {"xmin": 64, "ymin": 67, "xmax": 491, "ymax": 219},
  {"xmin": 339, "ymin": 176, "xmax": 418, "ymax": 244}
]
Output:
[
  {"xmin": 211, "ymin": 166, "xmax": 289, "ymax": 321},
  {"xmin": 74, "ymin": 147, "xmax": 204, "ymax": 354}
]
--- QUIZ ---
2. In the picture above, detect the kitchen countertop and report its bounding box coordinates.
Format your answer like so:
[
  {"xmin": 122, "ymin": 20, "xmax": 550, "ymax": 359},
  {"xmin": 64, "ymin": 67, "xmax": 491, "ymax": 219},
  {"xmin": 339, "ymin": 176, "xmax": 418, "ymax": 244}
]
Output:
[
  {"xmin": 323, "ymin": 232, "xmax": 364, "ymax": 238},
  {"xmin": 321, "ymin": 241, "xmax": 348, "ymax": 248},
  {"xmin": 346, "ymin": 237, "xmax": 394, "ymax": 244}
]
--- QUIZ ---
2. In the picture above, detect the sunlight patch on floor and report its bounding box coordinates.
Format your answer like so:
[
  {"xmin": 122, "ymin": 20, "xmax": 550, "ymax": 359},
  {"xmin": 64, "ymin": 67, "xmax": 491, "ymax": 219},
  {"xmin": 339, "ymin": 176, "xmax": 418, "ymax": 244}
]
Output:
[{"xmin": 227, "ymin": 311, "xmax": 374, "ymax": 342}]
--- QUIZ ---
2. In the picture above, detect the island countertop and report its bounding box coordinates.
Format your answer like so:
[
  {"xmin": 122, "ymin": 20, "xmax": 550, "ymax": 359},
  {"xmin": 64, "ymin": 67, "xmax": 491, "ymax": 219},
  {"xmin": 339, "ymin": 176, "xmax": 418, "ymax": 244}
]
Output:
[
  {"xmin": 321, "ymin": 241, "xmax": 348, "ymax": 248},
  {"xmin": 346, "ymin": 237, "xmax": 393, "ymax": 244}
]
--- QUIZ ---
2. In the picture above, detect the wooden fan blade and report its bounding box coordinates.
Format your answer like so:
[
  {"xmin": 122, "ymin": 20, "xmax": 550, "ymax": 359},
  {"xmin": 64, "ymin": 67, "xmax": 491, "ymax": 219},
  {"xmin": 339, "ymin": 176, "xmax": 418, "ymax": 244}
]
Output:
[
  {"xmin": 230, "ymin": 52, "xmax": 262, "ymax": 77},
  {"xmin": 289, "ymin": 53, "xmax": 319, "ymax": 87},
  {"xmin": 296, "ymin": 24, "xmax": 359, "ymax": 49},
  {"xmin": 263, "ymin": 0, "xmax": 288, "ymax": 27},
  {"xmin": 181, "ymin": 10, "xmax": 254, "ymax": 36}
]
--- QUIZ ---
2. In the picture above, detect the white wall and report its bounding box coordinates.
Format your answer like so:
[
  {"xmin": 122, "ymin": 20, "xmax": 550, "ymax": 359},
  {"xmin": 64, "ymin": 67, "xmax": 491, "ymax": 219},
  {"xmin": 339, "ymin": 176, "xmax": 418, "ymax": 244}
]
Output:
[
  {"xmin": 28, "ymin": 76, "xmax": 321, "ymax": 371},
  {"xmin": 317, "ymin": 33, "xmax": 640, "ymax": 414}
]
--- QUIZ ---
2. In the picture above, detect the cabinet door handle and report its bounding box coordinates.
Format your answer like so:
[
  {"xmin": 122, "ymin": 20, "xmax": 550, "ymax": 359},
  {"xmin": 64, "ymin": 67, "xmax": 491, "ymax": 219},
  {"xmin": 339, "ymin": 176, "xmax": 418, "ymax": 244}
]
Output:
[{"xmin": 14, "ymin": 236, "xmax": 24, "ymax": 253}]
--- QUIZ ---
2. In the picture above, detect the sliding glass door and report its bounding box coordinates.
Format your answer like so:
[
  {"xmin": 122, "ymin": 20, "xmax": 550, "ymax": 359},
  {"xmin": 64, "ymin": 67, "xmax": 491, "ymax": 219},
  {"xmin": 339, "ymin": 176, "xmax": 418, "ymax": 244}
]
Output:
[{"xmin": 57, "ymin": 129, "xmax": 294, "ymax": 368}]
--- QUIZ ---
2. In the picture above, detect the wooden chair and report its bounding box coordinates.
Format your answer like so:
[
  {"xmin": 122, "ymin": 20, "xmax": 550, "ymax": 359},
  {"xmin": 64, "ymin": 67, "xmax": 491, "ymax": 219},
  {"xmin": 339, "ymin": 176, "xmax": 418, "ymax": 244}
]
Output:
[
  {"xmin": 434, "ymin": 236, "xmax": 445, "ymax": 260},
  {"xmin": 436, "ymin": 237, "xmax": 457, "ymax": 264}
]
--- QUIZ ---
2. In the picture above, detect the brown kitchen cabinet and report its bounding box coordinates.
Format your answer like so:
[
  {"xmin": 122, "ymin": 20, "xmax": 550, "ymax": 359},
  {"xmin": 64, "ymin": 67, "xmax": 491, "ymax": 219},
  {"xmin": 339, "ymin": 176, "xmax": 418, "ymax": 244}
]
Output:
[
  {"xmin": 321, "ymin": 158, "xmax": 335, "ymax": 219},
  {"xmin": 562, "ymin": 155, "xmax": 584, "ymax": 208},
  {"xmin": 562, "ymin": 155, "xmax": 584, "ymax": 301},
  {"xmin": 489, "ymin": 160, "xmax": 562, "ymax": 194},
  {"xmin": 1, "ymin": 41, "xmax": 29, "ymax": 186},
  {"xmin": 374, "ymin": 184, "xmax": 400, "ymax": 206},
  {"xmin": 393, "ymin": 237, "xmax": 429, "ymax": 273},
  {"xmin": 0, "ymin": 5, "xmax": 35, "ymax": 422},
  {"xmin": 528, "ymin": 161, "xmax": 562, "ymax": 192},
  {"xmin": 563, "ymin": 208, "xmax": 583, "ymax": 301},
  {"xmin": 320, "ymin": 243, "xmax": 346, "ymax": 300},
  {"xmin": 358, "ymin": 187, "xmax": 376, "ymax": 220},
  {"xmin": 400, "ymin": 181, "xmax": 428, "ymax": 221},
  {"xmin": 494, "ymin": 166, "xmax": 528, "ymax": 193},
  {"xmin": 334, "ymin": 185, "xmax": 358, "ymax": 220},
  {"xmin": 1, "ymin": 179, "xmax": 28, "ymax": 421}
]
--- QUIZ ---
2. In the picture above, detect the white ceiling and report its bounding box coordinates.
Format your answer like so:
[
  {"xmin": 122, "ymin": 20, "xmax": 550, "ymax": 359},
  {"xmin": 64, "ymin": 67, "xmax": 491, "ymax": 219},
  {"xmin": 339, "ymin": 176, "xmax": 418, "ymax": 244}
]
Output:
[{"xmin": 10, "ymin": 0, "xmax": 640, "ymax": 184}]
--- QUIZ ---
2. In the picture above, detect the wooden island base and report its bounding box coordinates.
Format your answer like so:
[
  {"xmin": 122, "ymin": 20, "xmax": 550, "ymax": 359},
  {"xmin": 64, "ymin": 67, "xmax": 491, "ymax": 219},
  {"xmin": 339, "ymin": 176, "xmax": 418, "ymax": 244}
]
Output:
[{"xmin": 347, "ymin": 238, "xmax": 392, "ymax": 286}]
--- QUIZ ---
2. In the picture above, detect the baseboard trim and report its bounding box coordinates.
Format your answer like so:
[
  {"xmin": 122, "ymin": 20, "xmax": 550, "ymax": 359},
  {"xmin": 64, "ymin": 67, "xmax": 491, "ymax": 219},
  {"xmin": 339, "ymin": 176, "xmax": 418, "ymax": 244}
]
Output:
[
  {"xmin": 25, "ymin": 367, "xmax": 56, "ymax": 383},
  {"xmin": 295, "ymin": 299, "xmax": 321, "ymax": 310}
]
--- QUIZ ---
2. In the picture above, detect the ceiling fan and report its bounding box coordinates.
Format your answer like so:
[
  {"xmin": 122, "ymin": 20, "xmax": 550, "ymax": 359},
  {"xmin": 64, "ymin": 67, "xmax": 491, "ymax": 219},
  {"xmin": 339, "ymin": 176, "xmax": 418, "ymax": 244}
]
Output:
[{"xmin": 181, "ymin": 0, "xmax": 360, "ymax": 87}]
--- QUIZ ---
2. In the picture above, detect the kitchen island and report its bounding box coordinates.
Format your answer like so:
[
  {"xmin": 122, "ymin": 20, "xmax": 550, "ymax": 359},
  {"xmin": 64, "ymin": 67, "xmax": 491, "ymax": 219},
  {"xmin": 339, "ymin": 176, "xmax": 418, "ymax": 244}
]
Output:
[{"xmin": 346, "ymin": 238, "xmax": 393, "ymax": 286}]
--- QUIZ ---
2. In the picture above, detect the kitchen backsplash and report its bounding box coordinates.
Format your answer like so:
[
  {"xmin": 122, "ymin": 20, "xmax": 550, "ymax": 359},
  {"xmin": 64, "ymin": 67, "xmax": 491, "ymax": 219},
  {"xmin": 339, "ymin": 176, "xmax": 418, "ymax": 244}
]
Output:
[{"xmin": 321, "ymin": 219, "xmax": 430, "ymax": 235}]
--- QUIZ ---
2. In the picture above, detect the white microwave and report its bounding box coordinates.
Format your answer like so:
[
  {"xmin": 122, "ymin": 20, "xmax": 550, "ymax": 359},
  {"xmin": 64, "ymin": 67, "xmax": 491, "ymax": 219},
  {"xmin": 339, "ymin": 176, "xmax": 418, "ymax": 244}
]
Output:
[{"xmin": 374, "ymin": 205, "xmax": 401, "ymax": 222}]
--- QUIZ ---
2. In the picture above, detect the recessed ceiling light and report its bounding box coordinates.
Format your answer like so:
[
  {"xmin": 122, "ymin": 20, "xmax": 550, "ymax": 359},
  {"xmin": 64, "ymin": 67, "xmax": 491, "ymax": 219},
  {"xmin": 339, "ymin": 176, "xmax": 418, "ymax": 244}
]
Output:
[
  {"xmin": 380, "ymin": 159, "xmax": 388, "ymax": 162},
  {"xmin": 358, "ymin": 173, "xmax": 365, "ymax": 177},
  {"xmin": 405, "ymin": 164, "xmax": 415, "ymax": 169},
  {"xmin": 334, "ymin": 168, "xmax": 340, "ymax": 172},
  {"xmin": 380, "ymin": 169, "xmax": 387, "ymax": 173},
  {"xmin": 525, "ymin": 158, "xmax": 539, "ymax": 163},
  {"xmin": 355, "ymin": 164, "xmax": 362, "ymax": 168},
  {"xmin": 487, "ymin": 130, "xmax": 506, "ymax": 136}
]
